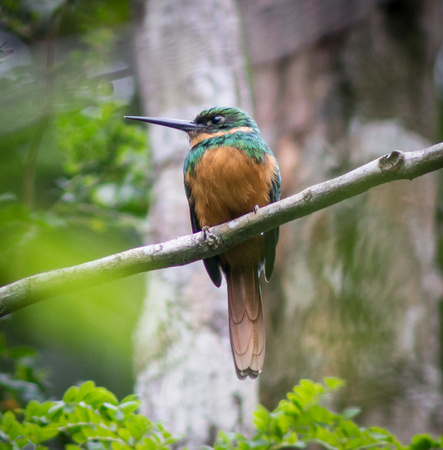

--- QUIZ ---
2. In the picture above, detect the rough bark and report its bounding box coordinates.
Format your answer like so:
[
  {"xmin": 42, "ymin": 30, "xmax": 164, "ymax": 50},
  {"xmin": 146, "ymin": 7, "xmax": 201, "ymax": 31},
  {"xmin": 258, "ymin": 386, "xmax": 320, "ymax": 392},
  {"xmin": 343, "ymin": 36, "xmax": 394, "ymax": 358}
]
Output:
[
  {"xmin": 131, "ymin": 0, "xmax": 255, "ymax": 446},
  {"xmin": 238, "ymin": 0, "xmax": 443, "ymax": 439}
]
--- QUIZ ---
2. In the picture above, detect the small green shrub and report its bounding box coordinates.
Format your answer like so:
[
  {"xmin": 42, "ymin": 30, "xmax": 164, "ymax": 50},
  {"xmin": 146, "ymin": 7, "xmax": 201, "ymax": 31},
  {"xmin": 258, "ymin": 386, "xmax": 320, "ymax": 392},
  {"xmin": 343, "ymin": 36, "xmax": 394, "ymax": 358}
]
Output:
[
  {"xmin": 212, "ymin": 378, "xmax": 443, "ymax": 450},
  {"xmin": 0, "ymin": 380, "xmax": 176, "ymax": 449},
  {"xmin": 1, "ymin": 336, "xmax": 442, "ymax": 449}
]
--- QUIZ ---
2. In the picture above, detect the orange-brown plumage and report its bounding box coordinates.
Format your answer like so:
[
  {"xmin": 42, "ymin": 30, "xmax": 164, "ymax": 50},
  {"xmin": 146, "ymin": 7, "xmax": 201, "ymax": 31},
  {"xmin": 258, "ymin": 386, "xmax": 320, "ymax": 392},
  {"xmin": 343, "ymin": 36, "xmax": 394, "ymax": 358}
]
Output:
[
  {"xmin": 186, "ymin": 145, "xmax": 278, "ymax": 378},
  {"xmin": 185, "ymin": 146, "xmax": 277, "ymax": 227}
]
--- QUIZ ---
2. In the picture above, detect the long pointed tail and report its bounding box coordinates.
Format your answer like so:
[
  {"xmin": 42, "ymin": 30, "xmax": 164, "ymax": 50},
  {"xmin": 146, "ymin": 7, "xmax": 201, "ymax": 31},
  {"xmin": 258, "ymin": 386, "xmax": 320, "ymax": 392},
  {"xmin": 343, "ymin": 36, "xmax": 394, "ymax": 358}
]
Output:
[{"xmin": 226, "ymin": 265, "xmax": 265, "ymax": 379}]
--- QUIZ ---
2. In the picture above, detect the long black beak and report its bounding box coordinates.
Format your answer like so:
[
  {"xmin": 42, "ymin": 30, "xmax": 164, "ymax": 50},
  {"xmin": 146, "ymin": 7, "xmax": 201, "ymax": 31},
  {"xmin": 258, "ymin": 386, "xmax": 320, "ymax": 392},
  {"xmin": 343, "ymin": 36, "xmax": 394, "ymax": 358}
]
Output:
[{"xmin": 124, "ymin": 115, "xmax": 202, "ymax": 132}]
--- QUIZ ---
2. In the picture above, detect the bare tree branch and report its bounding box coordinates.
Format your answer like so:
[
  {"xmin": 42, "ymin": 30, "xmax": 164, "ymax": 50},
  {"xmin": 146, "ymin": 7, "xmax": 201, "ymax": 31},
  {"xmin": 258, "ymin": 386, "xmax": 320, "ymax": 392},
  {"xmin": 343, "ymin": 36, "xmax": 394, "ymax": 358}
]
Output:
[{"xmin": 1, "ymin": 144, "xmax": 442, "ymax": 317}]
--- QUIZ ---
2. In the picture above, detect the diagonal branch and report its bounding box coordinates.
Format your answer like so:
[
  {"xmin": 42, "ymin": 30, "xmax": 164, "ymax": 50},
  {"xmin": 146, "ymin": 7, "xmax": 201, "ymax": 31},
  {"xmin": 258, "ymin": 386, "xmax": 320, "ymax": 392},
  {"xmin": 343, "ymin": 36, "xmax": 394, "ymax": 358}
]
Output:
[{"xmin": 1, "ymin": 144, "xmax": 442, "ymax": 317}]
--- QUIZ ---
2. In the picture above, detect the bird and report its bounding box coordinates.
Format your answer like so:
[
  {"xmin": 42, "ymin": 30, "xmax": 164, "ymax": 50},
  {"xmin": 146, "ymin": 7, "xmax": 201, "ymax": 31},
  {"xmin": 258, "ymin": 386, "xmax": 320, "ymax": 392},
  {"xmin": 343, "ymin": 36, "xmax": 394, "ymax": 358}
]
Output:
[{"xmin": 125, "ymin": 107, "xmax": 281, "ymax": 379}]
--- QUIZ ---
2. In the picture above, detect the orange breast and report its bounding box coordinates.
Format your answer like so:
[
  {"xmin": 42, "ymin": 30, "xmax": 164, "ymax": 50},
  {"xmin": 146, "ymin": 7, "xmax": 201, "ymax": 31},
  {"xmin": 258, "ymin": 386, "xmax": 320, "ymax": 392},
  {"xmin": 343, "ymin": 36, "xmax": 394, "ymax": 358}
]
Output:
[{"xmin": 186, "ymin": 146, "xmax": 278, "ymax": 266}]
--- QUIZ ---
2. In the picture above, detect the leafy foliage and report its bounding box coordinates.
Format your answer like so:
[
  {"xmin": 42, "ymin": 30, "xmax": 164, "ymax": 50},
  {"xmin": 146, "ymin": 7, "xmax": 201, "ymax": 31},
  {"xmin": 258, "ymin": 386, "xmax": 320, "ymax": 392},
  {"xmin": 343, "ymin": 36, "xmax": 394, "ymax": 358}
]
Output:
[
  {"xmin": 1, "ymin": 368, "xmax": 442, "ymax": 449},
  {"xmin": 56, "ymin": 102, "xmax": 151, "ymax": 216},
  {"xmin": 0, "ymin": 0, "xmax": 149, "ymax": 215},
  {"xmin": 0, "ymin": 334, "xmax": 176, "ymax": 448},
  {"xmin": 0, "ymin": 0, "xmax": 148, "ymax": 397},
  {"xmin": 0, "ymin": 381, "xmax": 177, "ymax": 449},
  {"xmin": 212, "ymin": 378, "xmax": 443, "ymax": 450}
]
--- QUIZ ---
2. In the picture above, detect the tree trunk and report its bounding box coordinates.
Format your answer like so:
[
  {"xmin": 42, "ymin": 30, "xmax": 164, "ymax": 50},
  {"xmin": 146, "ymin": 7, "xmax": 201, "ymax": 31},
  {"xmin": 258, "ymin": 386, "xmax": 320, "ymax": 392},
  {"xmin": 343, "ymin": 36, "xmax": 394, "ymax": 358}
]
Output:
[
  {"xmin": 130, "ymin": 0, "xmax": 256, "ymax": 446},
  {"xmin": 238, "ymin": 0, "xmax": 443, "ymax": 440},
  {"xmin": 131, "ymin": 0, "xmax": 443, "ymax": 444}
]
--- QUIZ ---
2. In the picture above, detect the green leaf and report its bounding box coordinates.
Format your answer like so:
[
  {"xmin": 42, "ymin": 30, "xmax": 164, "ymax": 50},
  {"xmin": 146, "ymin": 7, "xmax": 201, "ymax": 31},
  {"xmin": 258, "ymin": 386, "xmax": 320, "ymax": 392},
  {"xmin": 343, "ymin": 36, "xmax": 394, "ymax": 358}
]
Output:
[
  {"xmin": 83, "ymin": 386, "xmax": 118, "ymax": 408},
  {"xmin": 368, "ymin": 431, "xmax": 389, "ymax": 440},
  {"xmin": 3, "ymin": 419, "xmax": 23, "ymax": 441},
  {"xmin": 104, "ymin": 402, "xmax": 119, "ymax": 411},
  {"xmin": 24, "ymin": 400, "xmax": 41, "ymax": 419},
  {"xmin": 72, "ymin": 430, "xmax": 87, "ymax": 444},
  {"xmin": 15, "ymin": 436, "xmax": 30, "ymax": 448},
  {"xmin": 252, "ymin": 404, "xmax": 270, "ymax": 432},
  {"xmin": 119, "ymin": 400, "xmax": 140, "ymax": 415},
  {"xmin": 22, "ymin": 422, "xmax": 41, "ymax": 443},
  {"xmin": 339, "ymin": 419, "xmax": 361, "ymax": 437},
  {"xmin": 63, "ymin": 386, "xmax": 79, "ymax": 403},
  {"xmin": 39, "ymin": 423, "xmax": 59, "ymax": 441},
  {"xmin": 323, "ymin": 377, "xmax": 345, "ymax": 391},
  {"xmin": 76, "ymin": 381, "xmax": 96, "ymax": 401},
  {"xmin": 279, "ymin": 399, "xmax": 302, "ymax": 416},
  {"xmin": 103, "ymin": 401, "xmax": 125, "ymax": 420},
  {"xmin": 95, "ymin": 422, "xmax": 116, "ymax": 438},
  {"xmin": 2, "ymin": 410, "xmax": 16, "ymax": 428},
  {"xmin": 126, "ymin": 415, "xmax": 150, "ymax": 440},
  {"xmin": 62, "ymin": 403, "xmax": 76, "ymax": 414},
  {"xmin": 79, "ymin": 425, "xmax": 96, "ymax": 438},
  {"xmin": 341, "ymin": 407, "xmax": 361, "ymax": 420},
  {"xmin": 76, "ymin": 404, "xmax": 90, "ymax": 423},
  {"xmin": 297, "ymin": 379, "xmax": 318, "ymax": 398},
  {"xmin": 47, "ymin": 401, "xmax": 64, "ymax": 418},
  {"xmin": 275, "ymin": 412, "xmax": 292, "ymax": 435},
  {"xmin": 1, "ymin": 411, "xmax": 24, "ymax": 442},
  {"xmin": 120, "ymin": 394, "xmax": 139, "ymax": 404},
  {"xmin": 118, "ymin": 427, "xmax": 132, "ymax": 442},
  {"xmin": 111, "ymin": 442, "xmax": 131, "ymax": 450},
  {"xmin": 141, "ymin": 437, "xmax": 160, "ymax": 450},
  {"xmin": 87, "ymin": 407, "xmax": 102, "ymax": 424}
]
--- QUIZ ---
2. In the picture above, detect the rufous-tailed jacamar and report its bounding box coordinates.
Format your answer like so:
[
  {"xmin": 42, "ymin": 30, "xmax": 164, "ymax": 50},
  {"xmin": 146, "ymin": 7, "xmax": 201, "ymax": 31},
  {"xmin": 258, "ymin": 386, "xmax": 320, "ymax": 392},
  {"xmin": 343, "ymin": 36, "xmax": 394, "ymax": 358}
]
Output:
[{"xmin": 125, "ymin": 107, "xmax": 281, "ymax": 379}]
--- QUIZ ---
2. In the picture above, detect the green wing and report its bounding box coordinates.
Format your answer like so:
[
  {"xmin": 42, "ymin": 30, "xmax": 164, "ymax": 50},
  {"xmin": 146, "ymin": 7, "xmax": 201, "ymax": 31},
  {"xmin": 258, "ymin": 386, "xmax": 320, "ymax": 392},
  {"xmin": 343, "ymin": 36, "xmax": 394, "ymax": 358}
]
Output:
[
  {"xmin": 185, "ymin": 183, "xmax": 223, "ymax": 288},
  {"xmin": 264, "ymin": 161, "xmax": 281, "ymax": 281}
]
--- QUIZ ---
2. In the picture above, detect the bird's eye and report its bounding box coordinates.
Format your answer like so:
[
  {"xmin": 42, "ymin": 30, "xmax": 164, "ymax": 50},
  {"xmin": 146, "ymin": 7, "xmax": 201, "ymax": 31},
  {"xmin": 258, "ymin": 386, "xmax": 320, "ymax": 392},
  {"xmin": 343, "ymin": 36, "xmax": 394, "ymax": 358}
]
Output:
[{"xmin": 210, "ymin": 115, "xmax": 223, "ymax": 125}]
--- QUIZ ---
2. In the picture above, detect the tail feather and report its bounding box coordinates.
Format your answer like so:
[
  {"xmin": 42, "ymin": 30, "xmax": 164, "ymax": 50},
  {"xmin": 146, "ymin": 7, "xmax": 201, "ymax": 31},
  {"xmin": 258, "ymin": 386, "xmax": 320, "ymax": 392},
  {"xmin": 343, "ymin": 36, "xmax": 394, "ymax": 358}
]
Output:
[{"xmin": 227, "ymin": 265, "xmax": 265, "ymax": 379}]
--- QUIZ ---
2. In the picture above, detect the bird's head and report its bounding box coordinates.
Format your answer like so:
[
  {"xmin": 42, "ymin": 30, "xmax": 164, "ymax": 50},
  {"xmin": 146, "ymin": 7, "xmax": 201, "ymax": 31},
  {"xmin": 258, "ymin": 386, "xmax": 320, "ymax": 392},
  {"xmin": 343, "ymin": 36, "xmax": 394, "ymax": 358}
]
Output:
[{"xmin": 125, "ymin": 107, "xmax": 260, "ymax": 143}]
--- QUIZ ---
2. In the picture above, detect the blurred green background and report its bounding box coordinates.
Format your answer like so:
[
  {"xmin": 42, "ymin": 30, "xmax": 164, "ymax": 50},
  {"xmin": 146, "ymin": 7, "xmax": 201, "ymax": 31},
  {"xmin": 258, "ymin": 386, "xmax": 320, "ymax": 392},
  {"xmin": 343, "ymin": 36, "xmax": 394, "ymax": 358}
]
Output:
[{"xmin": 0, "ymin": 0, "xmax": 148, "ymax": 398}]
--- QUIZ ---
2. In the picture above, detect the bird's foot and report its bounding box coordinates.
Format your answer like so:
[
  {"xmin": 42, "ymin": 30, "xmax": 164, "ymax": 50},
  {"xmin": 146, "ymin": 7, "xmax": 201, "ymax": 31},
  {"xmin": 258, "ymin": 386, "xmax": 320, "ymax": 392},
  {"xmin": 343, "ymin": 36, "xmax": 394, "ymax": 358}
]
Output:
[
  {"xmin": 202, "ymin": 226, "xmax": 219, "ymax": 250},
  {"xmin": 253, "ymin": 205, "xmax": 260, "ymax": 214}
]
